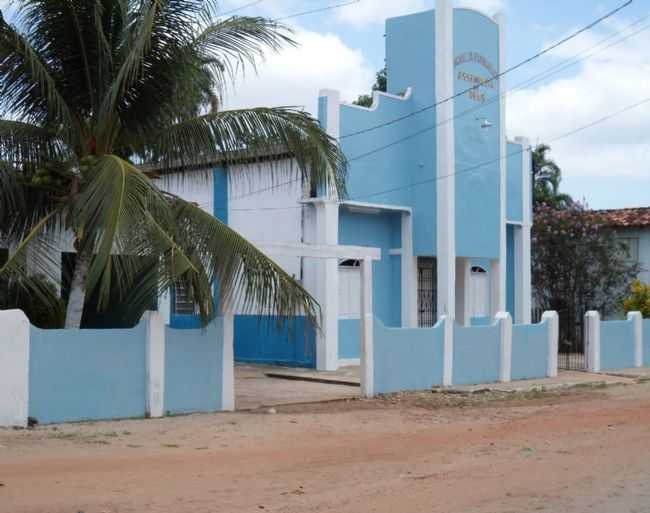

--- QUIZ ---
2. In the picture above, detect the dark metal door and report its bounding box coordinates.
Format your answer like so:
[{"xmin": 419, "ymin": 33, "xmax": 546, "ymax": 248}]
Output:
[{"xmin": 417, "ymin": 258, "xmax": 437, "ymax": 328}]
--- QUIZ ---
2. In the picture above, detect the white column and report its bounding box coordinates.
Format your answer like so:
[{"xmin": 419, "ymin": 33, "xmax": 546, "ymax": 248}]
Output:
[
  {"xmin": 158, "ymin": 289, "xmax": 171, "ymax": 325},
  {"xmin": 314, "ymin": 201, "xmax": 339, "ymax": 371},
  {"xmin": 585, "ymin": 311, "xmax": 601, "ymax": 373},
  {"xmin": 144, "ymin": 311, "xmax": 166, "ymax": 418},
  {"xmin": 0, "ymin": 309, "xmax": 30, "ymax": 427},
  {"xmin": 360, "ymin": 257, "xmax": 374, "ymax": 397},
  {"xmin": 542, "ymin": 310, "xmax": 559, "ymax": 377},
  {"xmin": 492, "ymin": 12, "xmax": 508, "ymax": 317},
  {"xmin": 401, "ymin": 212, "xmax": 417, "ymax": 328},
  {"xmin": 221, "ymin": 311, "xmax": 235, "ymax": 411},
  {"xmin": 515, "ymin": 136, "xmax": 532, "ymax": 324},
  {"xmin": 629, "ymin": 311, "xmax": 643, "ymax": 368},
  {"xmin": 490, "ymin": 259, "xmax": 502, "ymax": 317},
  {"xmin": 441, "ymin": 315, "xmax": 454, "ymax": 387},
  {"xmin": 435, "ymin": 0, "xmax": 456, "ymax": 320},
  {"xmin": 496, "ymin": 312, "xmax": 512, "ymax": 383}
]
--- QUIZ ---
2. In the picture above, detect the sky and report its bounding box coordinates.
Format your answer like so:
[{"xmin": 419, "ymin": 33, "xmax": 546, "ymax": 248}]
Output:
[
  {"xmin": 0, "ymin": 0, "xmax": 647, "ymax": 209},
  {"xmin": 216, "ymin": 0, "xmax": 650, "ymax": 210}
]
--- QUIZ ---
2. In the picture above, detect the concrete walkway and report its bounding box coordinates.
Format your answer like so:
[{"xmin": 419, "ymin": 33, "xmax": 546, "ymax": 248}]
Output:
[{"xmin": 235, "ymin": 364, "xmax": 359, "ymax": 410}]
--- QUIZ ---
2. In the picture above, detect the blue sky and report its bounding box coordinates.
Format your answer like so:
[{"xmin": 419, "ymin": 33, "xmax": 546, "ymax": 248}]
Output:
[
  {"xmin": 218, "ymin": 0, "xmax": 649, "ymax": 210},
  {"xmin": 1, "ymin": 0, "xmax": 646, "ymax": 209}
]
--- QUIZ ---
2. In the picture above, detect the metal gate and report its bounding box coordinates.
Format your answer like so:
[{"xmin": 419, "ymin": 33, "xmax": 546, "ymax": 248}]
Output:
[
  {"xmin": 417, "ymin": 258, "xmax": 437, "ymax": 328},
  {"xmin": 533, "ymin": 307, "xmax": 586, "ymax": 370}
]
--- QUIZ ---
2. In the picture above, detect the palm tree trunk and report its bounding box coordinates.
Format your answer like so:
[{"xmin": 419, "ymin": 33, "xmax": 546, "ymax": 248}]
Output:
[{"xmin": 64, "ymin": 251, "xmax": 90, "ymax": 329}]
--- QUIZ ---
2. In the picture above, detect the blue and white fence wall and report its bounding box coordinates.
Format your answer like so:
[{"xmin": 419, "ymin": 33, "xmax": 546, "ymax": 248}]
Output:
[
  {"xmin": 369, "ymin": 311, "xmax": 559, "ymax": 395},
  {"xmin": 0, "ymin": 310, "xmax": 234, "ymax": 427},
  {"xmin": 584, "ymin": 311, "xmax": 646, "ymax": 372}
]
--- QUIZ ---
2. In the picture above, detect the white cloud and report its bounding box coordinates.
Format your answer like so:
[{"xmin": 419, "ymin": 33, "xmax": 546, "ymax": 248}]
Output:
[
  {"xmin": 507, "ymin": 21, "xmax": 650, "ymax": 180},
  {"xmin": 337, "ymin": 0, "xmax": 505, "ymax": 26},
  {"xmin": 223, "ymin": 27, "xmax": 375, "ymax": 115}
]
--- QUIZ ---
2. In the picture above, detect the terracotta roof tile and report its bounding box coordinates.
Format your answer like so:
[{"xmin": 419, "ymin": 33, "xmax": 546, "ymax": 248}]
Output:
[{"xmin": 592, "ymin": 207, "xmax": 650, "ymax": 228}]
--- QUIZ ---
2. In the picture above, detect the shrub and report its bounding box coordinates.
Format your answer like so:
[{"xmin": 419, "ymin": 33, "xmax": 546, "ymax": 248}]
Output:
[{"xmin": 623, "ymin": 280, "xmax": 650, "ymax": 318}]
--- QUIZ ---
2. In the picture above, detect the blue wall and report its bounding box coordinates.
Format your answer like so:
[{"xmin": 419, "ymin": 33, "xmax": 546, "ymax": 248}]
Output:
[
  {"xmin": 600, "ymin": 319, "xmax": 636, "ymax": 370},
  {"xmin": 234, "ymin": 316, "xmax": 316, "ymax": 368},
  {"xmin": 373, "ymin": 318, "xmax": 444, "ymax": 394},
  {"xmin": 511, "ymin": 321, "xmax": 548, "ymax": 380},
  {"xmin": 643, "ymin": 319, "xmax": 650, "ymax": 367},
  {"xmin": 454, "ymin": 9, "xmax": 501, "ymax": 259},
  {"xmin": 29, "ymin": 324, "xmax": 147, "ymax": 424},
  {"xmin": 165, "ymin": 319, "xmax": 224, "ymax": 414},
  {"xmin": 453, "ymin": 321, "xmax": 501, "ymax": 385},
  {"xmin": 338, "ymin": 209, "xmax": 402, "ymax": 359},
  {"xmin": 507, "ymin": 142, "xmax": 524, "ymax": 222}
]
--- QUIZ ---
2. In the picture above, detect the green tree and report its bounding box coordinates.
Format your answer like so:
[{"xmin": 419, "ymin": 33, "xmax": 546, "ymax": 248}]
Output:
[
  {"xmin": 623, "ymin": 280, "xmax": 650, "ymax": 318},
  {"xmin": 354, "ymin": 66, "xmax": 387, "ymax": 107},
  {"xmin": 532, "ymin": 144, "xmax": 573, "ymax": 210},
  {"xmin": 0, "ymin": 1, "xmax": 346, "ymax": 329},
  {"xmin": 532, "ymin": 202, "xmax": 639, "ymax": 346}
]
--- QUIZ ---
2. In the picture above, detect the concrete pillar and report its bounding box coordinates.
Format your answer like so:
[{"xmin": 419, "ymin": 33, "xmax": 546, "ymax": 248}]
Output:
[
  {"xmin": 585, "ymin": 311, "xmax": 601, "ymax": 372},
  {"xmin": 542, "ymin": 311, "xmax": 559, "ymax": 377},
  {"xmin": 221, "ymin": 311, "xmax": 235, "ymax": 411},
  {"xmin": 435, "ymin": 0, "xmax": 456, "ymax": 321},
  {"xmin": 628, "ymin": 311, "xmax": 643, "ymax": 368},
  {"xmin": 401, "ymin": 212, "xmax": 417, "ymax": 328},
  {"xmin": 144, "ymin": 311, "xmax": 166, "ymax": 418},
  {"xmin": 314, "ymin": 200, "xmax": 339, "ymax": 371},
  {"xmin": 515, "ymin": 136, "xmax": 533, "ymax": 324},
  {"xmin": 360, "ymin": 257, "xmax": 374, "ymax": 397},
  {"xmin": 0, "ymin": 309, "xmax": 30, "ymax": 427},
  {"xmin": 496, "ymin": 312, "xmax": 512, "ymax": 383},
  {"xmin": 441, "ymin": 315, "xmax": 454, "ymax": 387}
]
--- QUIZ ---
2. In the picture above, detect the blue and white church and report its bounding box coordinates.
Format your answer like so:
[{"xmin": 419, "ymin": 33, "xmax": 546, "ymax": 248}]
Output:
[{"xmin": 166, "ymin": 0, "xmax": 533, "ymax": 371}]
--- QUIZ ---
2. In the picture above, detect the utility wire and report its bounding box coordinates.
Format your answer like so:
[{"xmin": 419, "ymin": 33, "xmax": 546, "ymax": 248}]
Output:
[
  {"xmin": 225, "ymin": 10, "xmax": 650, "ymax": 203},
  {"xmin": 209, "ymin": 93, "xmax": 650, "ymax": 211},
  {"xmin": 276, "ymin": 0, "xmax": 361, "ymax": 22},
  {"xmin": 219, "ymin": 0, "xmax": 264, "ymax": 17},
  {"xmin": 338, "ymin": 0, "xmax": 633, "ymax": 140}
]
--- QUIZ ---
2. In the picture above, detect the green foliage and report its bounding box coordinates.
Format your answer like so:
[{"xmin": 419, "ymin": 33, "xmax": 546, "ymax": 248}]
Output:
[
  {"xmin": 0, "ymin": 274, "xmax": 64, "ymax": 328},
  {"xmin": 623, "ymin": 280, "xmax": 650, "ymax": 318},
  {"xmin": 0, "ymin": 0, "xmax": 348, "ymax": 328},
  {"xmin": 532, "ymin": 144, "xmax": 573, "ymax": 210},
  {"xmin": 533, "ymin": 203, "xmax": 640, "ymax": 327},
  {"xmin": 354, "ymin": 66, "xmax": 387, "ymax": 107}
]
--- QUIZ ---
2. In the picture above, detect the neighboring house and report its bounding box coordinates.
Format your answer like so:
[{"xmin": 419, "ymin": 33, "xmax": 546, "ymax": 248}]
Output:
[
  {"xmin": 593, "ymin": 207, "xmax": 650, "ymax": 284},
  {"xmin": 1, "ymin": 1, "xmax": 534, "ymax": 371}
]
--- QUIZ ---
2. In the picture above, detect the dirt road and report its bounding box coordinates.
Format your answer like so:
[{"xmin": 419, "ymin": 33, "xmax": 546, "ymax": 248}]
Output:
[{"xmin": 2, "ymin": 383, "xmax": 650, "ymax": 513}]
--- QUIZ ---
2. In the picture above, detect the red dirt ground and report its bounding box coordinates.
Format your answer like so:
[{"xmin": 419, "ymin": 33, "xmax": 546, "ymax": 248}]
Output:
[{"xmin": 2, "ymin": 383, "xmax": 650, "ymax": 513}]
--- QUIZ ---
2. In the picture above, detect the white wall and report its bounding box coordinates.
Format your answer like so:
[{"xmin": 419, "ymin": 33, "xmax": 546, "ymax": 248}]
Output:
[{"xmin": 616, "ymin": 227, "xmax": 650, "ymax": 284}]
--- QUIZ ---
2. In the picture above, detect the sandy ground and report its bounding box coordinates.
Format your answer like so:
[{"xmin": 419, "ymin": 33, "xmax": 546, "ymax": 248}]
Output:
[{"xmin": 2, "ymin": 382, "xmax": 650, "ymax": 513}]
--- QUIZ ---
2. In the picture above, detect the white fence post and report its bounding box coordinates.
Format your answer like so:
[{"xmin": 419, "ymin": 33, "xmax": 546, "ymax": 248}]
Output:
[
  {"xmin": 628, "ymin": 311, "xmax": 643, "ymax": 368},
  {"xmin": 496, "ymin": 312, "xmax": 512, "ymax": 383},
  {"xmin": 542, "ymin": 311, "xmax": 559, "ymax": 377},
  {"xmin": 585, "ymin": 311, "xmax": 601, "ymax": 373},
  {"xmin": 360, "ymin": 257, "xmax": 374, "ymax": 398},
  {"xmin": 442, "ymin": 315, "xmax": 454, "ymax": 387},
  {"xmin": 144, "ymin": 311, "xmax": 166, "ymax": 418},
  {"xmin": 0, "ymin": 310, "xmax": 30, "ymax": 427},
  {"xmin": 221, "ymin": 311, "xmax": 235, "ymax": 411}
]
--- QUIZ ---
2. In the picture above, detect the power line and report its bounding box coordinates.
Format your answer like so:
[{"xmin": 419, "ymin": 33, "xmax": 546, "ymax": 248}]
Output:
[
  {"xmin": 225, "ymin": 10, "xmax": 650, "ymax": 202},
  {"xmin": 219, "ymin": 0, "xmax": 264, "ymax": 17},
  {"xmin": 276, "ymin": 0, "xmax": 361, "ymax": 22},
  {"xmin": 338, "ymin": 0, "xmax": 633, "ymax": 140},
  {"xmin": 212, "ymin": 93, "xmax": 650, "ymax": 211}
]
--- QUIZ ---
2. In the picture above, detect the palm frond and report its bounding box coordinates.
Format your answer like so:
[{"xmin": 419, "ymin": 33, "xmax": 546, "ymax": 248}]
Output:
[
  {"xmin": 0, "ymin": 119, "xmax": 69, "ymax": 165},
  {"xmin": 167, "ymin": 195, "xmax": 320, "ymax": 328},
  {"xmin": 144, "ymin": 107, "xmax": 347, "ymax": 198}
]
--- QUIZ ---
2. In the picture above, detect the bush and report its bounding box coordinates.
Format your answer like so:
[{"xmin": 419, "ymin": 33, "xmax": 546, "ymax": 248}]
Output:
[{"xmin": 623, "ymin": 280, "xmax": 650, "ymax": 318}]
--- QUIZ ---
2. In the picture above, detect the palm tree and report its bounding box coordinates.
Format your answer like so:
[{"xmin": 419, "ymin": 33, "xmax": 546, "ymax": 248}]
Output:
[
  {"xmin": 0, "ymin": 0, "xmax": 346, "ymax": 329},
  {"xmin": 532, "ymin": 144, "xmax": 572, "ymax": 210}
]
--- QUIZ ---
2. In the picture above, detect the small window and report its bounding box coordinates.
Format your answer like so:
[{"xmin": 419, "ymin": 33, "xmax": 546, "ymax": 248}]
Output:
[
  {"xmin": 619, "ymin": 237, "xmax": 640, "ymax": 262},
  {"xmin": 173, "ymin": 283, "xmax": 197, "ymax": 315},
  {"xmin": 471, "ymin": 266, "xmax": 487, "ymax": 274},
  {"xmin": 339, "ymin": 259, "xmax": 361, "ymax": 267}
]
